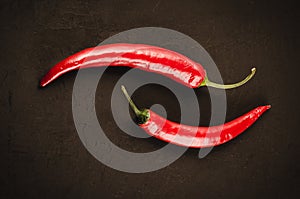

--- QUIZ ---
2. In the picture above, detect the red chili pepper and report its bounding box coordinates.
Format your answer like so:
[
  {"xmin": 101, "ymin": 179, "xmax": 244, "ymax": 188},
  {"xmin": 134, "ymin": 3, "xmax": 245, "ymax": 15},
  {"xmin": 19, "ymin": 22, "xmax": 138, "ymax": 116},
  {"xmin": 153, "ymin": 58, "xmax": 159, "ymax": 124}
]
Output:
[
  {"xmin": 40, "ymin": 43, "xmax": 256, "ymax": 88},
  {"xmin": 121, "ymin": 86, "xmax": 270, "ymax": 148}
]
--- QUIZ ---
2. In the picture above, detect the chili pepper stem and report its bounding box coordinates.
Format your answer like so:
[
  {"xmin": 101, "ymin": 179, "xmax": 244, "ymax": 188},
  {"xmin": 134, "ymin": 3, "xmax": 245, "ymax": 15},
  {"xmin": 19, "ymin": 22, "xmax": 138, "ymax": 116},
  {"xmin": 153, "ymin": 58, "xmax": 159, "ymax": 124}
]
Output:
[
  {"xmin": 199, "ymin": 68, "xmax": 256, "ymax": 89},
  {"xmin": 121, "ymin": 85, "xmax": 150, "ymax": 124}
]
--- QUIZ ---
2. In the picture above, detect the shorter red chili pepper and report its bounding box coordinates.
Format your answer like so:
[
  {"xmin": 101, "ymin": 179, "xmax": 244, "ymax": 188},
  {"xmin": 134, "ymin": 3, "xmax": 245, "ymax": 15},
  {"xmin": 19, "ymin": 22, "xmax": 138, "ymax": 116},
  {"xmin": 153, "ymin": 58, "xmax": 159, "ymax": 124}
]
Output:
[
  {"xmin": 121, "ymin": 85, "xmax": 270, "ymax": 148},
  {"xmin": 40, "ymin": 43, "xmax": 256, "ymax": 89}
]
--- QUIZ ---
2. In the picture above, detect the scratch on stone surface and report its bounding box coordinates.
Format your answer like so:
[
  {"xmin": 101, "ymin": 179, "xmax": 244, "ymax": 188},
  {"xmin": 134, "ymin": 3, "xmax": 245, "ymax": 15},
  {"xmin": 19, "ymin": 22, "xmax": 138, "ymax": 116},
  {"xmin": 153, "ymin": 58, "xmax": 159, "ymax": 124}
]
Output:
[
  {"xmin": 152, "ymin": 0, "xmax": 161, "ymax": 12},
  {"xmin": 47, "ymin": 26, "xmax": 73, "ymax": 30},
  {"xmin": 1, "ymin": 71, "xmax": 8, "ymax": 87},
  {"xmin": 206, "ymin": 33, "xmax": 271, "ymax": 50},
  {"xmin": 63, "ymin": 11, "xmax": 91, "ymax": 16},
  {"xmin": 8, "ymin": 91, "xmax": 12, "ymax": 112},
  {"xmin": 206, "ymin": 36, "xmax": 211, "ymax": 45}
]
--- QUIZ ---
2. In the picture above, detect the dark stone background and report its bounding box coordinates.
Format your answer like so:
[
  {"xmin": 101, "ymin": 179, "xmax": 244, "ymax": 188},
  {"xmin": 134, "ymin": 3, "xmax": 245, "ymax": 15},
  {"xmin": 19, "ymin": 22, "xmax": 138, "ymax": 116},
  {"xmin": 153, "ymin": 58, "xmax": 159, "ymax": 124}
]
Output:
[{"xmin": 1, "ymin": 0, "xmax": 299, "ymax": 198}]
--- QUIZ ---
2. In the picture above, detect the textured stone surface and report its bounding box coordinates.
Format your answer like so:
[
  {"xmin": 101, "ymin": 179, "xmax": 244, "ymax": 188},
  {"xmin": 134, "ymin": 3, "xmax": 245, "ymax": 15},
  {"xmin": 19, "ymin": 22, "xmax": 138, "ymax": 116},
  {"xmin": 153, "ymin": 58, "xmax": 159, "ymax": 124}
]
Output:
[{"xmin": 1, "ymin": 0, "xmax": 298, "ymax": 198}]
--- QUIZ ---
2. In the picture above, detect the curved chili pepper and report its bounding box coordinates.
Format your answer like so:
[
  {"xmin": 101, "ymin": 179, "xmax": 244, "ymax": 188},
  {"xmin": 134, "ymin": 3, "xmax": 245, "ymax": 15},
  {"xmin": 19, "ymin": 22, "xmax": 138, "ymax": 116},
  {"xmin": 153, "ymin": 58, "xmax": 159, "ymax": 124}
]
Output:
[
  {"xmin": 121, "ymin": 85, "xmax": 270, "ymax": 148},
  {"xmin": 40, "ymin": 43, "xmax": 256, "ymax": 88}
]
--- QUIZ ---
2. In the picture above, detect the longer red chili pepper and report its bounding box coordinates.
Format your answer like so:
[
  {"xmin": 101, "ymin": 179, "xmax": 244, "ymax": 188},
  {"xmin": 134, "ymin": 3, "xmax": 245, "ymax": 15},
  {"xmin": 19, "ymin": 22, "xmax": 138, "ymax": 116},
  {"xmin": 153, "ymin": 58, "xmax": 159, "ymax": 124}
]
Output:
[
  {"xmin": 40, "ymin": 43, "xmax": 256, "ymax": 88},
  {"xmin": 121, "ymin": 86, "xmax": 270, "ymax": 148}
]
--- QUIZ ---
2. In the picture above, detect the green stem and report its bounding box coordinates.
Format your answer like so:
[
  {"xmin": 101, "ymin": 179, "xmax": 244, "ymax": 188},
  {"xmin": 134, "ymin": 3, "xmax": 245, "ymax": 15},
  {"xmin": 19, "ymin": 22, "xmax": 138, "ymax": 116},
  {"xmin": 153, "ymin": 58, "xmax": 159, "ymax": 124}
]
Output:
[
  {"xmin": 199, "ymin": 68, "xmax": 256, "ymax": 89},
  {"xmin": 121, "ymin": 85, "xmax": 149, "ymax": 124},
  {"xmin": 121, "ymin": 85, "xmax": 141, "ymax": 116}
]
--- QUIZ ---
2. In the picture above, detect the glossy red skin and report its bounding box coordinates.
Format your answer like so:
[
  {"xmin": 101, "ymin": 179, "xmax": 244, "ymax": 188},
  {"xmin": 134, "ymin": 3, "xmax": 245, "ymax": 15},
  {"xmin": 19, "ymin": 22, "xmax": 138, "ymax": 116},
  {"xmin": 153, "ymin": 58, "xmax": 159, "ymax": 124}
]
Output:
[
  {"xmin": 40, "ymin": 43, "xmax": 206, "ymax": 87},
  {"xmin": 139, "ymin": 105, "xmax": 270, "ymax": 148}
]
